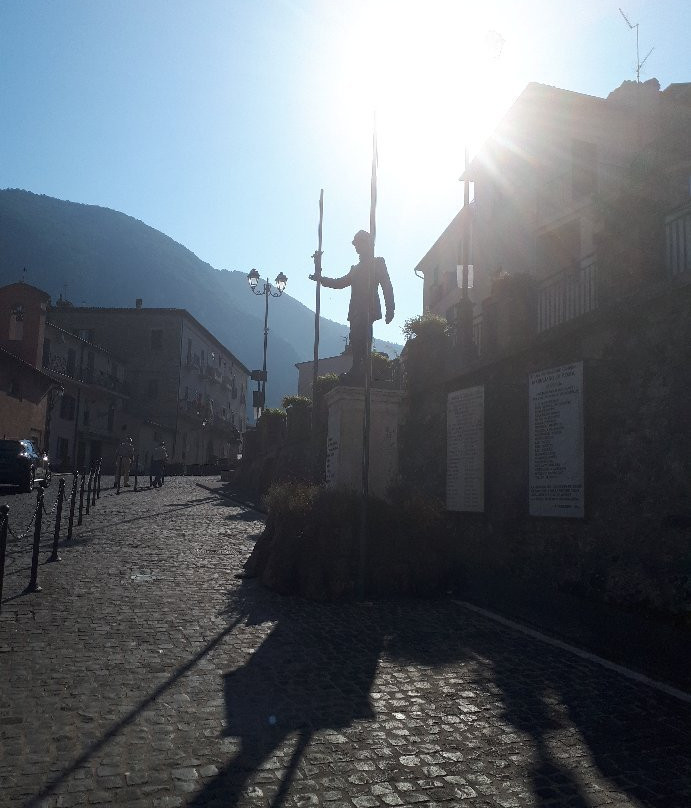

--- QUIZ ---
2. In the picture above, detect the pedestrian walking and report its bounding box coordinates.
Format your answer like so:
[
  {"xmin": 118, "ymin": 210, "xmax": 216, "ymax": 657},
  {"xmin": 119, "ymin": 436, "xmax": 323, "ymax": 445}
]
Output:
[
  {"xmin": 152, "ymin": 440, "xmax": 168, "ymax": 488},
  {"xmin": 116, "ymin": 437, "xmax": 135, "ymax": 487}
]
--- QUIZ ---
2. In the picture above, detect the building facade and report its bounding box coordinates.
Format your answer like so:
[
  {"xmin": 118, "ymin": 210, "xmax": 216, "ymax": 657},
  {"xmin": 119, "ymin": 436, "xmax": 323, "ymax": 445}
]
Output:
[
  {"xmin": 41, "ymin": 321, "xmax": 129, "ymax": 471},
  {"xmin": 295, "ymin": 352, "xmax": 353, "ymax": 399},
  {"xmin": 415, "ymin": 79, "xmax": 691, "ymax": 356},
  {"xmin": 0, "ymin": 283, "xmax": 55, "ymax": 446},
  {"xmin": 49, "ymin": 302, "xmax": 249, "ymax": 470}
]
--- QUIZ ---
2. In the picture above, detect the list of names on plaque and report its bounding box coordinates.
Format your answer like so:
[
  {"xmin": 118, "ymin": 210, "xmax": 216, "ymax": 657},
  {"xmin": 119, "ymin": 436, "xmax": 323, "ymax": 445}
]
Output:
[
  {"xmin": 446, "ymin": 386, "xmax": 484, "ymax": 512},
  {"xmin": 529, "ymin": 362, "xmax": 584, "ymax": 517}
]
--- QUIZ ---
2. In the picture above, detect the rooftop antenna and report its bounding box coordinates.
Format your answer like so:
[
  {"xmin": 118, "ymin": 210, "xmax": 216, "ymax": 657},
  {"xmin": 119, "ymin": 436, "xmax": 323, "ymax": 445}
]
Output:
[{"xmin": 619, "ymin": 8, "xmax": 654, "ymax": 83}]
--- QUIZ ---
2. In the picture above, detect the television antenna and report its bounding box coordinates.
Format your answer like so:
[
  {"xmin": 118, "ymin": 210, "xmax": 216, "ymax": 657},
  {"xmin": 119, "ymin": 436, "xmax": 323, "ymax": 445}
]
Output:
[{"xmin": 619, "ymin": 8, "xmax": 654, "ymax": 83}]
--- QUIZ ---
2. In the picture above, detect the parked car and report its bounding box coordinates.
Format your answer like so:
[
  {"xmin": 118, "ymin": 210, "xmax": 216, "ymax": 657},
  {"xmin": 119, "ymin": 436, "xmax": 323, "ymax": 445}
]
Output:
[{"xmin": 0, "ymin": 439, "xmax": 50, "ymax": 492}]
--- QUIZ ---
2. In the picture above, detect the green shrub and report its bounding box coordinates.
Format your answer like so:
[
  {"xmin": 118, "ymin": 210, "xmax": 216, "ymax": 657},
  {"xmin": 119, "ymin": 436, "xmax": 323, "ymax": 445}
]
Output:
[
  {"xmin": 402, "ymin": 313, "xmax": 449, "ymax": 342},
  {"xmin": 260, "ymin": 407, "xmax": 286, "ymax": 419},
  {"xmin": 282, "ymin": 394, "xmax": 312, "ymax": 409},
  {"xmin": 244, "ymin": 481, "xmax": 460, "ymax": 600},
  {"xmin": 313, "ymin": 372, "xmax": 340, "ymax": 400},
  {"xmin": 371, "ymin": 350, "xmax": 394, "ymax": 382}
]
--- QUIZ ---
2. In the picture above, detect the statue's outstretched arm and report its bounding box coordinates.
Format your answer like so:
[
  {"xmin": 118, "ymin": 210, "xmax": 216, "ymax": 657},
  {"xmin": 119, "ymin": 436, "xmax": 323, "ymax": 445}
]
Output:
[{"xmin": 309, "ymin": 271, "xmax": 352, "ymax": 290}]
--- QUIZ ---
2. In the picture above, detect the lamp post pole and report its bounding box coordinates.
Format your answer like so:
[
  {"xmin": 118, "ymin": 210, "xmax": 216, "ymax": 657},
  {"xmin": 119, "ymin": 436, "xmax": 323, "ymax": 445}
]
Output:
[
  {"xmin": 261, "ymin": 281, "xmax": 270, "ymax": 404},
  {"xmin": 247, "ymin": 269, "xmax": 287, "ymax": 418}
]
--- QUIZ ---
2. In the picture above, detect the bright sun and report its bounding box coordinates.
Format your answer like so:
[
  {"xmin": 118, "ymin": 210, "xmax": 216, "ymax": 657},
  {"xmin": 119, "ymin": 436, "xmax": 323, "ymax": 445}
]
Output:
[{"xmin": 334, "ymin": 0, "xmax": 516, "ymax": 185}]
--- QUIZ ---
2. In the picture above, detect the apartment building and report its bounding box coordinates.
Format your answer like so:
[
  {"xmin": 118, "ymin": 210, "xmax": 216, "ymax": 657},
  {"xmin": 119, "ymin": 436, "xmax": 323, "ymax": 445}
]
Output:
[
  {"xmin": 49, "ymin": 302, "xmax": 249, "ymax": 469},
  {"xmin": 41, "ymin": 319, "xmax": 129, "ymax": 470},
  {"xmin": 416, "ymin": 78, "xmax": 691, "ymax": 346}
]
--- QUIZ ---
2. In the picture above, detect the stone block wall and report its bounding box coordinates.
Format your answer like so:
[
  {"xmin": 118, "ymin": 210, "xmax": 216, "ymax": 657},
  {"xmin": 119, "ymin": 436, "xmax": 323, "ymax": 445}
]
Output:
[{"xmin": 411, "ymin": 278, "xmax": 691, "ymax": 618}]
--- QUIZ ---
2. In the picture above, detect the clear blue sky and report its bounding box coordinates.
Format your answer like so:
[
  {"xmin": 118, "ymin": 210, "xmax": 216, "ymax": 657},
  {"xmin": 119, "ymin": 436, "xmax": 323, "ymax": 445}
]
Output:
[{"xmin": 2, "ymin": 0, "xmax": 689, "ymax": 350}]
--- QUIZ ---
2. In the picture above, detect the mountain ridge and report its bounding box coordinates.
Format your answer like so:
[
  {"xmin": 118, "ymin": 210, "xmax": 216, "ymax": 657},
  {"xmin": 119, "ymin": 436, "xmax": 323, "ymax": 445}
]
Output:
[{"xmin": 0, "ymin": 189, "xmax": 401, "ymax": 409}]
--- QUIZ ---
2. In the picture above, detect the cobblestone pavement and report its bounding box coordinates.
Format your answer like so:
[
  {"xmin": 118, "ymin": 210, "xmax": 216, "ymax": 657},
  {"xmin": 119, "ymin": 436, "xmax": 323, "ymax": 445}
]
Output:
[{"xmin": 1, "ymin": 477, "xmax": 691, "ymax": 808}]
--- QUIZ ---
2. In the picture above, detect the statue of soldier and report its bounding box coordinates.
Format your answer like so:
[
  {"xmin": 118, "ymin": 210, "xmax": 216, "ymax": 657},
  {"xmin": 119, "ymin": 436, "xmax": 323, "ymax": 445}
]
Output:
[{"xmin": 310, "ymin": 230, "xmax": 394, "ymax": 385}]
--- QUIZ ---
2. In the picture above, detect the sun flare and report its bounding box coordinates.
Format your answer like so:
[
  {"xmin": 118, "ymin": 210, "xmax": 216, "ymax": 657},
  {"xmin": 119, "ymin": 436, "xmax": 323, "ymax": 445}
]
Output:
[{"xmin": 334, "ymin": 1, "xmax": 519, "ymax": 186}]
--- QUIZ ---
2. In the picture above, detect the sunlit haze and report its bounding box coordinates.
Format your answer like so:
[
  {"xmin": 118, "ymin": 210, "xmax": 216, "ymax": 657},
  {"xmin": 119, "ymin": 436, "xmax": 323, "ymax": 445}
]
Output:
[{"xmin": 2, "ymin": 0, "xmax": 689, "ymax": 351}]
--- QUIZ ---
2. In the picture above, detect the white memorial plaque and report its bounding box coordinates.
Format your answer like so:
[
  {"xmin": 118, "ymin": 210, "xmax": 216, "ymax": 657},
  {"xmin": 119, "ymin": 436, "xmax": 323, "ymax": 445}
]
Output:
[
  {"xmin": 529, "ymin": 362, "xmax": 584, "ymax": 517},
  {"xmin": 446, "ymin": 386, "xmax": 484, "ymax": 512}
]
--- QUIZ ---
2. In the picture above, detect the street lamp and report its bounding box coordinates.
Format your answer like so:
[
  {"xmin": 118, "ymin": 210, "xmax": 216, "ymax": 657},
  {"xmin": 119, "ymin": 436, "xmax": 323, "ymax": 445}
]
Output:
[{"xmin": 247, "ymin": 269, "xmax": 288, "ymax": 417}]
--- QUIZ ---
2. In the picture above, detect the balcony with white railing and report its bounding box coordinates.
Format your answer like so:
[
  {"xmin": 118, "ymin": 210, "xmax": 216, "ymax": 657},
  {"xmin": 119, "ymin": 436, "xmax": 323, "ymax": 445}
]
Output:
[{"xmin": 537, "ymin": 255, "xmax": 598, "ymax": 332}]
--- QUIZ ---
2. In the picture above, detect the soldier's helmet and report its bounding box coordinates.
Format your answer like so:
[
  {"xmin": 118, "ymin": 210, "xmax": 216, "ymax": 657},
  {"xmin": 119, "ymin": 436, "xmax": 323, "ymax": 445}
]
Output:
[{"xmin": 352, "ymin": 230, "xmax": 373, "ymax": 248}]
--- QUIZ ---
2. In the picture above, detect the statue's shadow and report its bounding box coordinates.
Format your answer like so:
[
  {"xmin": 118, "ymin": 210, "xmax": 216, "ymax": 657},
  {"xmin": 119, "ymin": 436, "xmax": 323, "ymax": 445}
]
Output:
[{"xmin": 188, "ymin": 586, "xmax": 383, "ymax": 807}]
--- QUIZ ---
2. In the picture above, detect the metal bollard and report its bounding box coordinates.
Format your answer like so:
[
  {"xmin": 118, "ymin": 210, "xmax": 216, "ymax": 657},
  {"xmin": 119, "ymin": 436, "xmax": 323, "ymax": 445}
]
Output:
[
  {"xmin": 91, "ymin": 466, "xmax": 97, "ymax": 507},
  {"xmin": 85, "ymin": 469, "xmax": 93, "ymax": 516},
  {"xmin": 66, "ymin": 470, "xmax": 78, "ymax": 540},
  {"xmin": 134, "ymin": 454, "xmax": 139, "ymax": 492},
  {"xmin": 0, "ymin": 505, "xmax": 9, "ymax": 613},
  {"xmin": 26, "ymin": 484, "xmax": 45, "ymax": 593},
  {"xmin": 96, "ymin": 460, "xmax": 102, "ymax": 499},
  {"xmin": 116, "ymin": 457, "xmax": 121, "ymax": 495},
  {"xmin": 49, "ymin": 478, "xmax": 66, "ymax": 562},
  {"xmin": 77, "ymin": 472, "xmax": 86, "ymax": 526}
]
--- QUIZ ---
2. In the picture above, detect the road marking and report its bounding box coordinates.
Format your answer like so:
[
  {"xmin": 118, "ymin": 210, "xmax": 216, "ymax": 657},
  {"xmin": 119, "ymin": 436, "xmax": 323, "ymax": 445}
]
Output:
[{"xmin": 455, "ymin": 600, "xmax": 691, "ymax": 704}]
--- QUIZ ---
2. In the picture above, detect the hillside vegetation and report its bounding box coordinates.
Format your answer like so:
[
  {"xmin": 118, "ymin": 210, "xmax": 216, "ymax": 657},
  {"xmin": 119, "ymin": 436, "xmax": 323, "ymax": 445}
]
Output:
[{"xmin": 0, "ymin": 190, "xmax": 401, "ymax": 409}]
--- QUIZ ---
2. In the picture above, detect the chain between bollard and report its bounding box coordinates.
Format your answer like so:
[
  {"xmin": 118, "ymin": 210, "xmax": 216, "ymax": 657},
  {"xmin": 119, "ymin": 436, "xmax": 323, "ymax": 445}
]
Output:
[
  {"xmin": 42, "ymin": 486, "xmax": 61, "ymax": 517},
  {"xmin": 25, "ymin": 484, "xmax": 45, "ymax": 593},
  {"xmin": 7, "ymin": 505, "xmax": 39, "ymax": 542},
  {"xmin": 49, "ymin": 478, "xmax": 66, "ymax": 563},
  {"xmin": 0, "ymin": 505, "xmax": 8, "ymax": 613}
]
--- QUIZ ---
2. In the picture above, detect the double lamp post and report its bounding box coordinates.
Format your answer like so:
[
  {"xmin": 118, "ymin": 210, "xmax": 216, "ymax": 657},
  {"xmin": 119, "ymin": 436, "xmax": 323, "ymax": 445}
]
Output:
[{"xmin": 247, "ymin": 268, "xmax": 287, "ymax": 418}]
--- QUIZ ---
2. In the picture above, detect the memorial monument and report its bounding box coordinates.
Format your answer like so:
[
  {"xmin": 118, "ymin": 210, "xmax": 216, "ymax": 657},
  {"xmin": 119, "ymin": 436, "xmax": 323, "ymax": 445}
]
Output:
[
  {"xmin": 310, "ymin": 230, "xmax": 402, "ymax": 498},
  {"xmin": 310, "ymin": 229, "xmax": 394, "ymax": 386}
]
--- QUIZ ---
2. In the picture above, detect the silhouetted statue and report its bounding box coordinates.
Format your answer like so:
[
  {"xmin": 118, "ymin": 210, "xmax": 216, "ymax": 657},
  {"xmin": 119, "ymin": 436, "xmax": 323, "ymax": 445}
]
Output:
[{"xmin": 310, "ymin": 230, "xmax": 394, "ymax": 385}]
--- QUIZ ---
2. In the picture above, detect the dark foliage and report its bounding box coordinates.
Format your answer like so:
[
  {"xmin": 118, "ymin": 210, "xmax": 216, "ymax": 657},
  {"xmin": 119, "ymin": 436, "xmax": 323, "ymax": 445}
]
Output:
[{"xmin": 243, "ymin": 482, "xmax": 461, "ymax": 601}]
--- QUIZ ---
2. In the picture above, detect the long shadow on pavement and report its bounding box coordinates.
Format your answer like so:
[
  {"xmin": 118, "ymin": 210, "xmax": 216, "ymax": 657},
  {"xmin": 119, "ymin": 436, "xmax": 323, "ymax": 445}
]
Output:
[
  {"xmin": 390, "ymin": 608, "xmax": 691, "ymax": 807},
  {"xmin": 191, "ymin": 583, "xmax": 691, "ymax": 808},
  {"xmin": 19, "ymin": 482, "xmax": 691, "ymax": 808},
  {"xmin": 187, "ymin": 586, "xmax": 390, "ymax": 808},
  {"xmin": 23, "ymin": 614, "xmax": 246, "ymax": 808}
]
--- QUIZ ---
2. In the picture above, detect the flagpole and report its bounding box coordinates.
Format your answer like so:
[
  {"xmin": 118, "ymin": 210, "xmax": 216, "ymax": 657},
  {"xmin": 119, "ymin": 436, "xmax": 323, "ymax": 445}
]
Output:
[
  {"xmin": 358, "ymin": 121, "xmax": 377, "ymax": 600},
  {"xmin": 312, "ymin": 190, "xmax": 324, "ymax": 401}
]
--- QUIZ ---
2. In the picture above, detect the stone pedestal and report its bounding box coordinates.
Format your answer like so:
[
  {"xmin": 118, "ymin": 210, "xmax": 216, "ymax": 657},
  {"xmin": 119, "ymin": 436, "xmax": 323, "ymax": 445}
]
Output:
[{"xmin": 324, "ymin": 386, "xmax": 404, "ymax": 499}]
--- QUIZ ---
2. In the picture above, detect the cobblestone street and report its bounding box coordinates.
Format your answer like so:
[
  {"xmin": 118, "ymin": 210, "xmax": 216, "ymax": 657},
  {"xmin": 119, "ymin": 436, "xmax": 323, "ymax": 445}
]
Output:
[{"xmin": 1, "ymin": 477, "xmax": 690, "ymax": 808}]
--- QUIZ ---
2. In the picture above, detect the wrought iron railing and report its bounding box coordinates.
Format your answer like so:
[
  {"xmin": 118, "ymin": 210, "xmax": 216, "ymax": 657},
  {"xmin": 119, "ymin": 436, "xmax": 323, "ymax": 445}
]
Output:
[{"xmin": 42, "ymin": 356, "xmax": 129, "ymax": 394}]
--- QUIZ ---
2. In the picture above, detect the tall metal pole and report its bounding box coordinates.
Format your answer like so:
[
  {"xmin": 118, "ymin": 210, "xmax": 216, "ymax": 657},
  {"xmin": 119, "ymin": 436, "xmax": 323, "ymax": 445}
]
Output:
[
  {"xmin": 358, "ymin": 123, "xmax": 378, "ymax": 600},
  {"xmin": 462, "ymin": 145, "xmax": 470, "ymax": 298},
  {"xmin": 262, "ymin": 281, "xmax": 270, "ymax": 410},
  {"xmin": 312, "ymin": 189, "xmax": 324, "ymax": 400}
]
